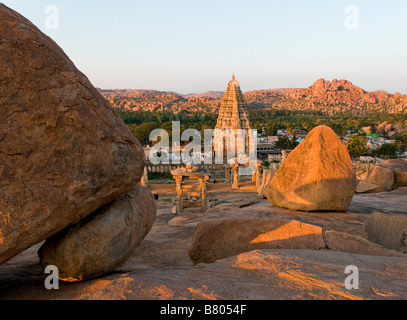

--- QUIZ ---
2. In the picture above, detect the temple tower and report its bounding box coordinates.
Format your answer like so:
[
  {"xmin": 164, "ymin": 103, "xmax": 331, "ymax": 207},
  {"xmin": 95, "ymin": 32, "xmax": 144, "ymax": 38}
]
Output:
[{"xmin": 213, "ymin": 75, "xmax": 252, "ymax": 159}]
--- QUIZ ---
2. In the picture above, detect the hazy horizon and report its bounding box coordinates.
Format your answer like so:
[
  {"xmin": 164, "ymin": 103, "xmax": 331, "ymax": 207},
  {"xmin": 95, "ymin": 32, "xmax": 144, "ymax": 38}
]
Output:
[
  {"xmin": 97, "ymin": 77, "xmax": 403, "ymax": 96},
  {"xmin": 3, "ymin": 0, "xmax": 407, "ymax": 94}
]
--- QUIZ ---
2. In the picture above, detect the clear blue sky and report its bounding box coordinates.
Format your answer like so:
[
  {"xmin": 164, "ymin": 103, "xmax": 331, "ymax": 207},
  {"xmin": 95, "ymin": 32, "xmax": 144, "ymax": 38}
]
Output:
[{"xmin": 3, "ymin": 0, "xmax": 407, "ymax": 94}]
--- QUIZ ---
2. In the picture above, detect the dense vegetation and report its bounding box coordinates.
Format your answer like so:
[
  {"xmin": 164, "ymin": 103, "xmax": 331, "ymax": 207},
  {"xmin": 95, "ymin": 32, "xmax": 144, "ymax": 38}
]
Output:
[
  {"xmin": 117, "ymin": 110, "xmax": 218, "ymax": 143},
  {"xmin": 117, "ymin": 109, "xmax": 407, "ymax": 144}
]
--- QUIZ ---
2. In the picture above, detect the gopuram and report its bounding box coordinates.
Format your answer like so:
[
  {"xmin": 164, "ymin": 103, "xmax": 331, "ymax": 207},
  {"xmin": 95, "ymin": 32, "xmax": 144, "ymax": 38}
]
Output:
[{"xmin": 214, "ymin": 75, "xmax": 260, "ymax": 189}]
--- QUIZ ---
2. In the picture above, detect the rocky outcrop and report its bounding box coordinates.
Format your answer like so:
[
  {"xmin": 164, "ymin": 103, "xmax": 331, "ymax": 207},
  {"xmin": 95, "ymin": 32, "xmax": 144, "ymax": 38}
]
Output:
[
  {"xmin": 365, "ymin": 165, "xmax": 394, "ymax": 191},
  {"xmin": 356, "ymin": 181, "xmax": 383, "ymax": 194},
  {"xmin": 362, "ymin": 211, "xmax": 407, "ymax": 254},
  {"xmin": 356, "ymin": 164, "xmax": 394, "ymax": 194},
  {"xmin": 288, "ymin": 79, "xmax": 407, "ymax": 113},
  {"xmin": 2, "ymin": 191, "xmax": 407, "ymax": 300},
  {"xmin": 378, "ymin": 160, "xmax": 407, "ymax": 189},
  {"xmin": 101, "ymin": 79, "xmax": 407, "ymax": 115},
  {"xmin": 38, "ymin": 186, "xmax": 156, "ymax": 282},
  {"xmin": 0, "ymin": 4, "xmax": 145, "ymax": 265},
  {"xmin": 324, "ymin": 230, "xmax": 405, "ymax": 257},
  {"xmin": 393, "ymin": 123, "xmax": 406, "ymax": 133},
  {"xmin": 257, "ymin": 168, "xmax": 278, "ymax": 198},
  {"xmin": 189, "ymin": 216, "xmax": 404, "ymax": 265},
  {"xmin": 264, "ymin": 126, "xmax": 356, "ymax": 212},
  {"xmin": 356, "ymin": 160, "xmax": 407, "ymax": 194},
  {"xmin": 189, "ymin": 218, "xmax": 326, "ymax": 264}
]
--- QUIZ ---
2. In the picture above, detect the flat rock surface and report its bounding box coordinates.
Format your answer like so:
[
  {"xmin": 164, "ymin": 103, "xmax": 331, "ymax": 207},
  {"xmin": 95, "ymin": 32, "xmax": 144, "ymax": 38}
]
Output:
[
  {"xmin": 0, "ymin": 189, "xmax": 407, "ymax": 300},
  {"xmin": 348, "ymin": 188, "xmax": 407, "ymax": 215}
]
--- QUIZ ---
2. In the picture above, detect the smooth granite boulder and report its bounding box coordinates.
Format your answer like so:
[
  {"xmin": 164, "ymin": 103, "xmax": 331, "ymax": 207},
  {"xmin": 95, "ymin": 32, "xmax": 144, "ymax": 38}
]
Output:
[
  {"xmin": 265, "ymin": 126, "xmax": 356, "ymax": 212},
  {"xmin": 0, "ymin": 4, "xmax": 144, "ymax": 264},
  {"xmin": 38, "ymin": 186, "xmax": 156, "ymax": 282}
]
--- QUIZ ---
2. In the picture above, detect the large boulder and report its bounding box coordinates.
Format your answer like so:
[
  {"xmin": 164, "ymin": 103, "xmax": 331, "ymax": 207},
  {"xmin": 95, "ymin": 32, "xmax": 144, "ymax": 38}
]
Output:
[
  {"xmin": 356, "ymin": 164, "xmax": 394, "ymax": 194},
  {"xmin": 188, "ymin": 217, "xmax": 326, "ymax": 264},
  {"xmin": 324, "ymin": 230, "xmax": 405, "ymax": 257},
  {"xmin": 365, "ymin": 165, "xmax": 394, "ymax": 191},
  {"xmin": 264, "ymin": 126, "xmax": 356, "ymax": 212},
  {"xmin": 257, "ymin": 169, "xmax": 275, "ymax": 198},
  {"xmin": 377, "ymin": 123, "xmax": 386, "ymax": 135},
  {"xmin": 385, "ymin": 124, "xmax": 393, "ymax": 133},
  {"xmin": 393, "ymin": 123, "xmax": 405, "ymax": 133},
  {"xmin": 38, "ymin": 186, "xmax": 156, "ymax": 282},
  {"xmin": 356, "ymin": 181, "xmax": 381, "ymax": 194},
  {"xmin": 362, "ymin": 211, "xmax": 407, "ymax": 254},
  {"xmin": 378, "ymin": 160, "xmax": 407, "ymax": 189},
  {"xmin": 0, "ymin": 4, "xmax": 144, "ymax": 264},
  {"xmin": 355, "ymin": 165, "xmax": 369, "ymax": 181}
]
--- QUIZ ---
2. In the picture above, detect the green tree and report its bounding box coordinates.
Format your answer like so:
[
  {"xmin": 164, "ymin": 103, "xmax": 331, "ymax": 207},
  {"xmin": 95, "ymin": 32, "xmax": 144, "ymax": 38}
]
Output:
[
  {"xmin": 374, "ymin": 143, "xmax": 398, "ymax": 159},
  {"xmin": 275, "ymin": 135, "xmax": 299, "ymax": 150},
  {"xmin": 369, "ymin": 124, "xmax": 377, "ymax": 135},
  {"xmin": 396, "ymin": 133, "xmax": 407, "ymax": 144},
  {"xmin": 133, "ymin": 122, "xmax": 160, "ymax": 142},
  {"xmin": 330, "ymin": 123, "xmax": 347, "ymax": 137},
  {"xmin": 252, "ymin": 121, "xmax": 263, "ymax": 133},
  {"xmin": 265, "ymin": 122, "xmax": 278, "ymax": 136},
  {"xmin": 302, "ymin": 121, "xmax": 316, "ymax": 133},
  {"xmin": 286, "ymin": 124, "xmax": 294, "ymax": 135},
  {"xmin": 395, "ymin": 133, "xmax": 407, "ymax": 154},
  {"xmin": 347, "ymin": 135, "xmax": 369, "ymax": 158}
]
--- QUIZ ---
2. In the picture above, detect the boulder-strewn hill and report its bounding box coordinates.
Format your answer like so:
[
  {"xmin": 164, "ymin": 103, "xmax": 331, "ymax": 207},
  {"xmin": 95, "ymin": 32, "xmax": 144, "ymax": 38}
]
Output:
[
  {"xmin": 283, "ymin": 79, "xmax": 407, "ymax": 114},
  {"xmin": 99, "ymin": 79, "xmax": 407, "ymax": 114},
  {"xmin": 99, "ymin": 89, "xmax": 219, "ymax": 113},
  {"xmin": 183, "ymin": 91, "xmax": 224, "ymax": 99}
]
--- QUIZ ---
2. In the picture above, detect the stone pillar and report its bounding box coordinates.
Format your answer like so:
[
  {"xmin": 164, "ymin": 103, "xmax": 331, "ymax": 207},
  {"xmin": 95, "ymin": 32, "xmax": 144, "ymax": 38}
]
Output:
[
  {"xmin": 140, "ymin": 167, "xmax": 148, "ymax": 187},
  {"xmin": 255, "ymin": 166, "xmax": 261, "ymax": 189},
  {"xmin": 231, "ymin": 165, "xmax": 239, "ymax": 190},
  {"xmin": 201, "ymin": 176, "xmax": 209, "ymax": 212},
  {"xmin": 225, "ymin": 166, "xmax": 230, "ymax": 184},
  {"xmin": 281, "ymin": 150, "xmax": 288, "ymax": 163},
  {"xmin": 175, "ymin": 176, "xmax": 184, "ymax": 213}
]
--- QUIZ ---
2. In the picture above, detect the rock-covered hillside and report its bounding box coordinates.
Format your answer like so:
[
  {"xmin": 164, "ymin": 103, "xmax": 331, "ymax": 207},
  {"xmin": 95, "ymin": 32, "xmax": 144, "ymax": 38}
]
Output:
[
  {"xmin": 284, "ymin": 79, "xmax": 407, "ymax": 114},
  {"xmin": 99, "ymin": 79, "xmax": 407, "ymax": 115},
  {"xmin": 100, "ymin": 89, "xmax": 219, "ymax": 113}
]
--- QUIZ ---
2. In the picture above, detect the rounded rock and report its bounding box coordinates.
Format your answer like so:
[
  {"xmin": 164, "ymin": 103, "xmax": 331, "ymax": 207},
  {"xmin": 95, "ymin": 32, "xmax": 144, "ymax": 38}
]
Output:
[
  {"xmin": 265, "ymin": 125, "xmax": 356, "ymax": 212},
  {"xmin": 0, "ymin": 4, "xmax": 144, "ymax": 264},
  {"xmin": 38, "ymin": 186, "xmax": 157, "ymax": 282}
]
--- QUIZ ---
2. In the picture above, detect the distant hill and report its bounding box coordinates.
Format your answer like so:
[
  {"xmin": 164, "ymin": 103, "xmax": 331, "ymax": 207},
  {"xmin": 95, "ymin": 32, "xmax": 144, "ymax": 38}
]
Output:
[
  {"xmin": 281, "ymin": 79, "xmax": 407, "ymax": 114},
  {"xmin": 99, "ymin": 79, "xmax": 407, "ymax": 115},
  {"xmin": 183, "ymin": 91, "xmax": 224, "ymax": 99}
]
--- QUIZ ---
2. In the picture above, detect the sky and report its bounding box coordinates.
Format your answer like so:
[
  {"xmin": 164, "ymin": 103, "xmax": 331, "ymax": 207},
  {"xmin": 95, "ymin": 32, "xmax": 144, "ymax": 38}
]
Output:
[{"xmin": 3, "ymin": 0, "xmax": 407, "ymax": 94}]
